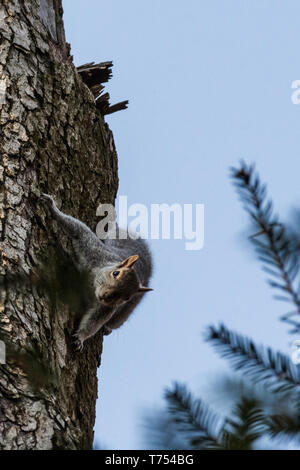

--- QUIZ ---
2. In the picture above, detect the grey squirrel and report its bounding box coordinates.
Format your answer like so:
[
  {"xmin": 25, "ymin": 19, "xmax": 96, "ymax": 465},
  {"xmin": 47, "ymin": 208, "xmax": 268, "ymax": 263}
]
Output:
[{"xmin": 41, "ymin": 194, "xmax": 153, "ymax": 350}]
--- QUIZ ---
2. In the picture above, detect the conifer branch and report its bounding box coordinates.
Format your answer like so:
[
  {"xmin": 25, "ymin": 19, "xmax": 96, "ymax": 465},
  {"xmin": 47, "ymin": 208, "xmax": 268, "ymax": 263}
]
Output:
[
  {"xmin": 231, "ymin": 162, "xmax": 300, "ymax": 331},
  {"xmin": 164, "ymin": 383, "xmax": 266, "ymax": 449},
  {"xmin": 165, "ymin": 383, "xmax": 225, "ymax": 449},
  {"xmin": 223, "ymin": 398, "xmax": 266, "ymax": 449},
  {"xmin": 267, "ymin": 413, "xmax": 300, "ymax": 441},
  {"xmin": 207, "ymin": 324, "xmax": 300, "ymax": 393}
]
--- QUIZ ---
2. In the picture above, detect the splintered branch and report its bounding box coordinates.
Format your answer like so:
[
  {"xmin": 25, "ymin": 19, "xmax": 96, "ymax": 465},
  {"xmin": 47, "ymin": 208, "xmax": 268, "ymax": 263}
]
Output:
[
  {"xmin": 77, "ymin": 61, "xmax": 129, "ymax": 116},
  {"xmin": 77, "ymin": 61, "xmax": 113, "ymax": 87},
  {"xmin": 231, "ymin": 162, "xmax": 300, "ymax": 332},
  {"xmin": 105, "ymin": 100, "xmax": 129, "ymax": 115}
]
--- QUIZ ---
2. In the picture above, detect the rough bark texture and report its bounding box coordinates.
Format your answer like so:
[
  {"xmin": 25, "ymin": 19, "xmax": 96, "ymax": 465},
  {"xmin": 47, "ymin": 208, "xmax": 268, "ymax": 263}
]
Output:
[{"xmin": 0, "ymin": 0, "xmax": 119, "ymax": 449}]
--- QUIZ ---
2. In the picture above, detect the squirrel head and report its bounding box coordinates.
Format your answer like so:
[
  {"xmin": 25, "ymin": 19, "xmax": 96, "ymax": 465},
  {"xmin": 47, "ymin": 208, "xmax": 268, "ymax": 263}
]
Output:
[{"xmin": 95, "ymin": 255, "xmax": 153, "ymax": 306}]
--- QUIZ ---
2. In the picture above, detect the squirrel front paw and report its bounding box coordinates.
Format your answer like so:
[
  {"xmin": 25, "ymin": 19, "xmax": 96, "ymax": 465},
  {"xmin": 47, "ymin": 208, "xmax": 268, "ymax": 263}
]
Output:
[
  {"xmin": 72, "ymin": 333, "xmax": 84, "ymax": 352},
  {"xmin": 40, "ymin": 193, "xmax": 55, "ymax": 208}
]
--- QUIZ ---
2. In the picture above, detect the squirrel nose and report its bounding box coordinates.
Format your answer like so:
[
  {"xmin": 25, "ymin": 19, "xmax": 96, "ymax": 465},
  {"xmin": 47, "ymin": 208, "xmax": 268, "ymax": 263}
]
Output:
[
  {"xmin": 98, "ymin": 291, "xmax": 110, "ymax": 302},
  {"xmin": 97, "ymin": 290, "xmax": 105, "ymax": 301}
]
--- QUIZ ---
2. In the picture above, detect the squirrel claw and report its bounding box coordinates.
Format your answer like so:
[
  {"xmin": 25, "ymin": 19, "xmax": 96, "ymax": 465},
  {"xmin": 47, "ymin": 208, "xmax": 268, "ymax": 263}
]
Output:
[
  {"xmin": 74, "ymin": 338, "xmax": 84, "ymax": 352},
  {"xmin": 41, "ymin": 193, "xmax": 55, "ymax": 206},
  {"xmin": 73, "ymin": 333, "xmax": 84, "ymax": 351}
]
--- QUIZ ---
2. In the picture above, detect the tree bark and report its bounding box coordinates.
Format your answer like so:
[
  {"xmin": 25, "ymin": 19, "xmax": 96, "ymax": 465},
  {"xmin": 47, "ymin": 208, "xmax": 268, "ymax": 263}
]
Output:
[{"xmin": 0, "ymin": 0, "xmax": 119, "ymax": 449}]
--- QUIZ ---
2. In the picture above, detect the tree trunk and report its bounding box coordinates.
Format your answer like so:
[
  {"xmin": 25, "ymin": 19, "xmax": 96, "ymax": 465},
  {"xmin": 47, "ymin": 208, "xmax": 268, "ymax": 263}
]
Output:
[{"xmin": 0, "ymin": 0, "xmax": 119, "ymax": 449}]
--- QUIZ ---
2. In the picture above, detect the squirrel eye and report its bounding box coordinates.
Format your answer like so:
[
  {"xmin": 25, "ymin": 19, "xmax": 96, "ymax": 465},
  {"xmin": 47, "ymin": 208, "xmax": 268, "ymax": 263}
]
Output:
[{"xmin": 112, "ymin": 271, "xmax": 120, "ymax": 278}]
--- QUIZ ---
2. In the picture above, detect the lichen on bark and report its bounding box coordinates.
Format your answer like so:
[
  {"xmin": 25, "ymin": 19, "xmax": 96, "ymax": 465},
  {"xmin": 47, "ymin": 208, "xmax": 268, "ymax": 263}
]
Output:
[{"xmin": 0, "ymin": 0, "xmax": 119, "ymax": 449}]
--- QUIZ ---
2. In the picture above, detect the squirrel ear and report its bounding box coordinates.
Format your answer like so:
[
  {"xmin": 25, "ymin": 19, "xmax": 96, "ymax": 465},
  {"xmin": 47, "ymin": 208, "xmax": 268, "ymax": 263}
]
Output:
[
  {"xmin": 118, "ymin": 254, "xmax": 139, "ymax": 269},
  {"xmin": 138, "ymin": 286, "xmax": 153, "ymax": 293}
]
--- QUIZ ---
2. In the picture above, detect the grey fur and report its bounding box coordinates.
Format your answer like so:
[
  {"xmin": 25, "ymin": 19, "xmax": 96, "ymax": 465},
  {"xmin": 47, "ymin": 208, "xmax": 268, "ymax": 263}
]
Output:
[{"xmin": 41, "ymin": 194, "xmax": 153, "ymax": 350}]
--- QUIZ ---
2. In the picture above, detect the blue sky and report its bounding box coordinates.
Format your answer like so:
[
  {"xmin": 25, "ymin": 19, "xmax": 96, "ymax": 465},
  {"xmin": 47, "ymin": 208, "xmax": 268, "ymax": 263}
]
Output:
[{"xmin": 63, "ymin": 0, "xmax": 300, "ymax": 449}]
